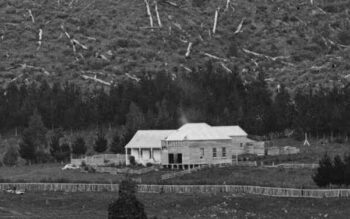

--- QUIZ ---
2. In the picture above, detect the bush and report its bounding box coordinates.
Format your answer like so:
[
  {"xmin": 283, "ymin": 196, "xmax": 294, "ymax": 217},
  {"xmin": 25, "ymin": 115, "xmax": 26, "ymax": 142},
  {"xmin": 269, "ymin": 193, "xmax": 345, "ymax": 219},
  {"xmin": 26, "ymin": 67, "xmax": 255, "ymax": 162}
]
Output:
[
  {"xmin": 312, "ymin": 153, "xmax": 333, "ymax": 187},
  {"xmin": 146, "ymin": 163, "xmax": 153, "ymax": 167},
  {"xmin": 129, "ymin": 156, "xmax": 136, "ymax": 166},
  {"xmin": 331, "ymin": 155, "xmax": 345, "ymax": 185},
  {"xmin": 35, "ymin": 151, "xmax": 53, "ymax": 163},
  {"xmin": 2, "ymin": 144, "xmax": 19, "ymax": 166},
  {"xmin": 72, "ymin": 137, "xmax": 87, "ymax": 158},
  {"xmin": 94, "ymin": 130, "xmax": 108, "ymax": 153},
  {"xmin": 108, "ymin": 180, "xmax": 147, "ymax": 219}
]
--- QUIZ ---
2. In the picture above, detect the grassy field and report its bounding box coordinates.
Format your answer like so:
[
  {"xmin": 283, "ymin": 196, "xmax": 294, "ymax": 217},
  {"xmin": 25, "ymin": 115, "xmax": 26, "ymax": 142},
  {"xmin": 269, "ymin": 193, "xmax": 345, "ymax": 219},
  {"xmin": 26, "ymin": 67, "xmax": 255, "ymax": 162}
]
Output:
[
  {"xmin": 162, "ymin": 166, "xmax": 316, "ymax": 188},
  {"xmin": 0, "ymin": 163, "xmax": 123, "ymax": 183},
  {"xmin": 0, "ymin": 192, "xmax": 349, "ymax": 219}
]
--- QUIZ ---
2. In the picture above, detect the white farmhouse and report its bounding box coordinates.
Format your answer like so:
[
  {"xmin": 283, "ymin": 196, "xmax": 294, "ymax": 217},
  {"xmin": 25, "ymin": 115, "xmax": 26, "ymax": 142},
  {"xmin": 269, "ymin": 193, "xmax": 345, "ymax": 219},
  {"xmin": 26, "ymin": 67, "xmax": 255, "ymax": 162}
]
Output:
[{"xmin": 125, "ymin": 123, "xmax": 263, "ymax": 168}]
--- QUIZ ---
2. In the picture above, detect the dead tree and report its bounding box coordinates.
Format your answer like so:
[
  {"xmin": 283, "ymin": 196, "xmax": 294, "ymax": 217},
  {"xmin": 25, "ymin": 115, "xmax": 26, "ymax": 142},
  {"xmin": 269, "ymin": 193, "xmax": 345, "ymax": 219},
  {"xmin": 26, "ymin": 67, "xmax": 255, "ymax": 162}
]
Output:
[
  {"xmin": 154, "ymin": 1, "xmax": 162, "ymax": 28},
  {"xmin": 144, "ymin": 0, "xmax": 154, "ymax": 27}
]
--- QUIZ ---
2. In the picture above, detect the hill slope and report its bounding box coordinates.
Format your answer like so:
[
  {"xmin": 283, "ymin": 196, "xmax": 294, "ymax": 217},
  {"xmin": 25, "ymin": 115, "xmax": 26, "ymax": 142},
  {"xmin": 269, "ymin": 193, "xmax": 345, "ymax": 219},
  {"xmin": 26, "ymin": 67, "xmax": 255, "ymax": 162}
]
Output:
[{"xmin": 1, "ymin": 0, "xmax": 350, "ymax": 91}]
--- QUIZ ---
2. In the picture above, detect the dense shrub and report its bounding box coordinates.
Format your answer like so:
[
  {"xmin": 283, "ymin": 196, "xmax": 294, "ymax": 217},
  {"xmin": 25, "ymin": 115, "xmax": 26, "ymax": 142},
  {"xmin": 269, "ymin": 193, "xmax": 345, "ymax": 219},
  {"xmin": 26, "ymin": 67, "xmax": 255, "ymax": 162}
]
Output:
[
  {"xmin": 94, "ymin": 130, "xmax": 108, "ymax": 153},
  {"xmin": 72, "ymin": 137, "xmax": 87, "ymax": 158},
  {"xmin": 313, "ymin": 153, "xmax": 350, "ymax": 187},
  {"xmin": 129, "ymin": 156, "xmax": 136, "ymax": 166},
  {"xmin": 108, "ymin": 180, "xmax": 147, "ymax": 219},
  {"xmin": 312, "ymin": 153, "xmax": 333, "ymax": 187},
  {"xmin": 2, "ymin": 143, "xmax": 19, "ymax": 166}
]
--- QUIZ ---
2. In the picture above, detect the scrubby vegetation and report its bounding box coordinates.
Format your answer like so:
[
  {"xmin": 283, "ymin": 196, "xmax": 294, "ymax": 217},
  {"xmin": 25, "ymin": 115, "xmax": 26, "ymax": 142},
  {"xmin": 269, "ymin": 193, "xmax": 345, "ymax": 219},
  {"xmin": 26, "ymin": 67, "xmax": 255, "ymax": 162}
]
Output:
[
  {"xmin": 1, "ymin": 0, "xmax": 350, "ymax": 91},
  {"xmin": 313, "ymin": 153, "xmax": 350, "ymax": 187}
]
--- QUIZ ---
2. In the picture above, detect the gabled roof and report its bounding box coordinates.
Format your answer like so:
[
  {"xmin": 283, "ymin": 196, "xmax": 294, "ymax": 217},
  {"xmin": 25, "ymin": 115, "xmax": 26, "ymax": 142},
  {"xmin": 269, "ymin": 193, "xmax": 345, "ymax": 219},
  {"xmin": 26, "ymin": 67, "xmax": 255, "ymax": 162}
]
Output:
[
  {"xmin": 165, "ymin": 123, "xmax": 232, "ymax": 141},
  {"xmin": 125, "ymin": 130, "xmax": 175, "ymax": 149},
  {"xmin": 212, "ymin": 126, "xmax": 248, "ymax": 137}
]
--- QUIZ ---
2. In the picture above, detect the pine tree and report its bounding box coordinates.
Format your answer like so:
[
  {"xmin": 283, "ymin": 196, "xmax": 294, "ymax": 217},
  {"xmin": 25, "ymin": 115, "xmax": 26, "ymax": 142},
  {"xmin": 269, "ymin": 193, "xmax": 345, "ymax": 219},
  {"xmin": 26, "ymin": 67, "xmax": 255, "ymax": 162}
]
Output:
[
  {"xmin": 331, "ymin": 155, "xmax": 345, "ymax": 185},
  {"xmin": 19, "ymin": 110, "xmax": 48, "ymax": 164},
  {"xmin": 344, "ymin": 154, "xmax": 350, "ymax": 185},
  {"xmin": 108, "ymin": 180, "xmax": 147, "ymax": 219},
  {"xmin": 94, "ymin": 129, "xmax": 108, "ymax": 153},
  {"xmin": 110, "ymin": 131, "xmax": 126, "ymax": 154},
  {"xmin": 72, "ymin": 137, "xmax": 87, "ymax": 158},
  {"xmin": 49, "ymin": 129, "xmax": 63, "ymax": 161},
  {"xmin": 312, "ymin": 153, "xmax": 333, "ymax": 187},
  {"xmin": 126, "ymin": 102, "xmax": 145, "ymax": 133},
  {"xmin": 19, "ymin": 132, "xmax": 36, "ymax": 164}
]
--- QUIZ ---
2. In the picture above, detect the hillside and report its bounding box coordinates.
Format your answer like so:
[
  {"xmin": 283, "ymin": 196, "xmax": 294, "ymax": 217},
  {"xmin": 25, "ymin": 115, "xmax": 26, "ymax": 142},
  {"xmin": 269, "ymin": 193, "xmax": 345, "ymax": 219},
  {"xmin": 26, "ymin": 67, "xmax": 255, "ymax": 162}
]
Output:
[{"xmin": 1, "ymin": 0, "xmax": 350, "ymax": 91}]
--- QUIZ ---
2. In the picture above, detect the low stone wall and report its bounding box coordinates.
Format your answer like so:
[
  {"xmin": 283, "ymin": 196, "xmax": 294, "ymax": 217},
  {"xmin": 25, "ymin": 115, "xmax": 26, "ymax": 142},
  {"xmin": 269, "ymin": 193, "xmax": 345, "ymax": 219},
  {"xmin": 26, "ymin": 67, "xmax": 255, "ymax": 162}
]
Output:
[{"xmin": 2, "ymin": 183, "xmax": 350, "ymax": 198}]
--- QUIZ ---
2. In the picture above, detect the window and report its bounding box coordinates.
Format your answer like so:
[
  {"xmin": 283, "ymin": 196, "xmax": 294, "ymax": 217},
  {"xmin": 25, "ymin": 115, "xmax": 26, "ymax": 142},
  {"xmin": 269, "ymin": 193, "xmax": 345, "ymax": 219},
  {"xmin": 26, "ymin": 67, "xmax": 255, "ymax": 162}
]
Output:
[
  {"xmin": 200, "ymin": 148, "xmax": 204, "ymax": 158},
  {"xmin": 240, "ymin": 143, "xmax": 243, "ymax": 148},
  {"xmin": 213, "ymin": 148, "xmax": 217, "ymax": 158},
  {"xmin": 222, "ymin": 147, "xmax": 226, "ymax": 157}
]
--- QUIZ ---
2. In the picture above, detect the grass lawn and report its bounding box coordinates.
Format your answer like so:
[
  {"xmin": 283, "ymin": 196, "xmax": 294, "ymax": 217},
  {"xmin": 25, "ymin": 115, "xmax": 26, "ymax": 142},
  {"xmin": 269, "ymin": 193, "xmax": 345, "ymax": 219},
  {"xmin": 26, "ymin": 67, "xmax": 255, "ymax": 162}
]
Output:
[
  {"xmin": 268, "ymin": 138, "xmax": 350, "ymax": 163},
  {"xmin": 0, "ymin": 192, "xmax": 349, "ymax": 219},
  {"xmin": 0, "ymin": 163, "xmax": 123, "ymax": 183},
  {"xmin": 163, "ymin": 166, "xmax": 316, "ymax": 188}
]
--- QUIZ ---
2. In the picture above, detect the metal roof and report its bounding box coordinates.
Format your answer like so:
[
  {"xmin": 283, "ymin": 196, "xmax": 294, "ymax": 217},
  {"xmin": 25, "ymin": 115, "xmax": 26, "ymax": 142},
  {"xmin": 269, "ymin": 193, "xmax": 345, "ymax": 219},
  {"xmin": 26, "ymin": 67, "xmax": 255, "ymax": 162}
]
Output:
[
  {"xmin": 125, "ymin": 130, "xmax": 175, "ymax": 149},
  {"xmin": 165, "ymin": 123, "xmax": 232, "ymax": 141},
  {"xmin": 212, "ymin": 126, "xmax": 248, "ymax": 137}
]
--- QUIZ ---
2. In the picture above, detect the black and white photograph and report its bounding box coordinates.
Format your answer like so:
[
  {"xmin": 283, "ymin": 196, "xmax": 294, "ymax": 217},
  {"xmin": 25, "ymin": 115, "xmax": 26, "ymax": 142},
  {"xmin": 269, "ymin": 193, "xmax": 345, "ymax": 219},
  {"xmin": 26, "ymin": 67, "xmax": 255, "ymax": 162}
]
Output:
[{"xmin": 1, "ymin": 0, "xmax": 350, "ymax": 218}]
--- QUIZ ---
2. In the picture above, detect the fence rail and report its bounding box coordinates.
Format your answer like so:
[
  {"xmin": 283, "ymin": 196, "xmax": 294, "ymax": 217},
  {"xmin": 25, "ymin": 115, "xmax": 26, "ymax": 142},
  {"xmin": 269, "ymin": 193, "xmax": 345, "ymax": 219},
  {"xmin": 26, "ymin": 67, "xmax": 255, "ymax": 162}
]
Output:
[
  {"xmin": 161, "ymin": 166, "xmax": 204, "ymax": 180},
  {"xmin": 1, "ymin": 183, "xmax": 350, "ymax": 198},
  {"xmin": 264, "ymin": 163, "xmax": 319, "ymax": 169}
]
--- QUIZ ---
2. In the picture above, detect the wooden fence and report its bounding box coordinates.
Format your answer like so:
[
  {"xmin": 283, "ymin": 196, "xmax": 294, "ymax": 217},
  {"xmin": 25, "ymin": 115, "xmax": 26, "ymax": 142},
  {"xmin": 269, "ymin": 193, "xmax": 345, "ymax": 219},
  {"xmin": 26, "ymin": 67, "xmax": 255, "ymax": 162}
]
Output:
[
  {"xmin": 264, "ymin": 163, "xmax": 319, "ymax": 169},
  {"xmin": 2, "ymin": 183, "xmax": 350, "ymax": 198},
  {"xmin": 160, "ymin": 166, "xmax": 205, "ymax": 180}
]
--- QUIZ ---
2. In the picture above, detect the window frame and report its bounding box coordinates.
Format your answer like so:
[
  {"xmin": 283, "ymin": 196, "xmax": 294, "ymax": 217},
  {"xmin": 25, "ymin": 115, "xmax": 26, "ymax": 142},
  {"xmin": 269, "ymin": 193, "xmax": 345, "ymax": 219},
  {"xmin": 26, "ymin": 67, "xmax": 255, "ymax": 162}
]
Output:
[
  {"xmin": 213, "ymin": 148, "xmax": 217, "ymax": 158},
  {"xmin": 222, "ymin": 147, "xmax": 226, "ymax": 157}
]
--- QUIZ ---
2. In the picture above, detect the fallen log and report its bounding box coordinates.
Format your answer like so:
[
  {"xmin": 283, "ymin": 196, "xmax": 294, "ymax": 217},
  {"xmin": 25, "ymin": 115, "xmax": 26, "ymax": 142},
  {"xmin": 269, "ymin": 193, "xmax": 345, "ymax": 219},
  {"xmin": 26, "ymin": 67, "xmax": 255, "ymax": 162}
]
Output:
[
  {"xmin": 81, "ymin": 75, "xmax": 111, "ymax": 86},
  {"xmin": 242, "ymin": 48, "xmax": 289, "ymax": 61},
  {"xmin": 220, "ymin": 62, "xmax": 232, "ymax": 73},
  {"xmin": 185, "ymin": 42, "xmax": 192, "ymax": 57},
  {"xmin": 20, "ymin": 64, "xmax": 50, "ymax": 75},
  {"xmin": 203, "ymin": 52, "xmax": 227, "ymax": 61},
  {"xmin": 234, "ymin": 18, "xmax": 245, "ymax": 34},
  {"xmin": 125, "ymin": 73, "xmax": 141, "ymax": 82}
]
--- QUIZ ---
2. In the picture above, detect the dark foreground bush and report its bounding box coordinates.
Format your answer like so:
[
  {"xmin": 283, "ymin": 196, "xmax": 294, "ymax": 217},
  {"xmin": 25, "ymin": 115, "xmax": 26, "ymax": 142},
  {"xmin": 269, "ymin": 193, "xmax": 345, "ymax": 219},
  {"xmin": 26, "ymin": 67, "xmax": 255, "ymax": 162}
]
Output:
[{"xmin": 108, "ymin": 180, "xmax": 147, "ymax": 219}]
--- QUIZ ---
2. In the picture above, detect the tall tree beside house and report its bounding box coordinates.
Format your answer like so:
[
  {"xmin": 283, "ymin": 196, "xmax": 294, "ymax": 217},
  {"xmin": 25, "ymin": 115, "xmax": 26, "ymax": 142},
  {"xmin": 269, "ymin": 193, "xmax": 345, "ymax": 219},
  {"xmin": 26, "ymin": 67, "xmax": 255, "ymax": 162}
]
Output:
[
  {"xmin": 49, "ymin": 129, "xmax": 63, "ymax": 161},
  {"xmin": 94, "ymin": 129, "xmax": 108, "ymax": 153},
  {"xmin": 72, "ymin": 137, "xmax": 87, "ymax": 158},
  {"xmin": 126, "ymin": 102, "xmax": 145, "ymax": 133},
  {"xmin": 19, "ymin": 109, "xmax": 48, "ymax": 164},
  {"xmin": 110, "ymin": 129, "xmax": 127, "ymax": 154},
  {"xmin": 108, "ymin": 180, "xmax": 147, "ymax": 219},
  {"xmin": 273, "ymin": 84, "xmax": 294, "ymax": 132}
]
